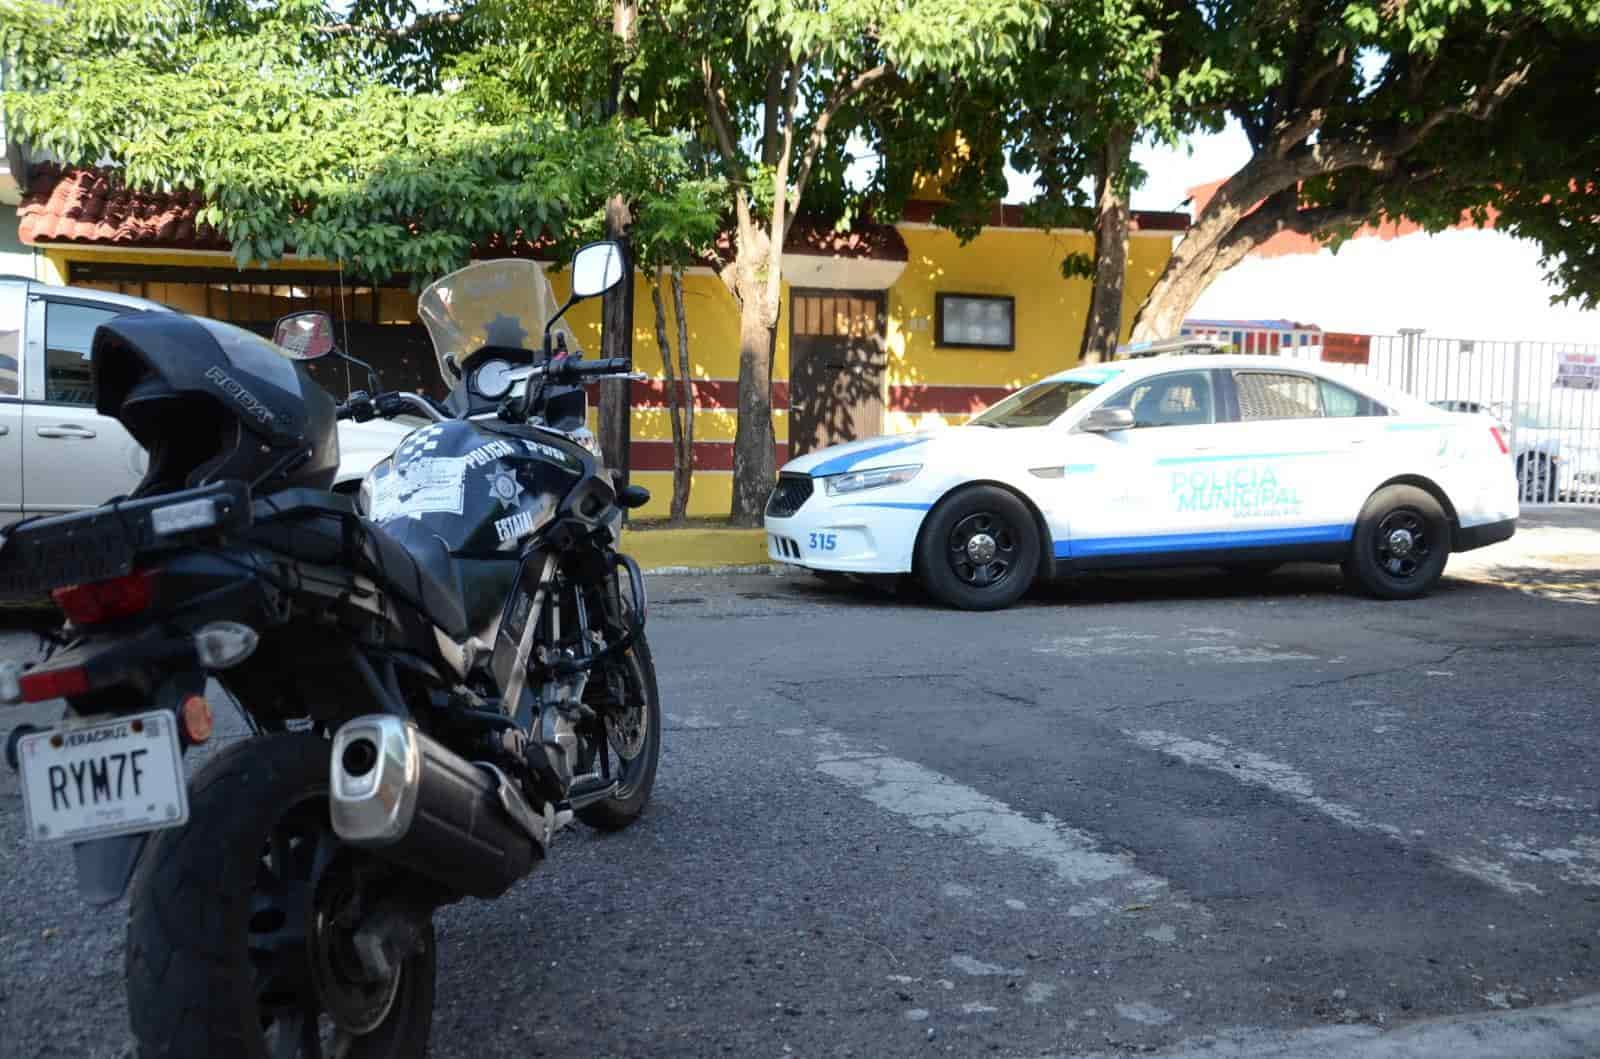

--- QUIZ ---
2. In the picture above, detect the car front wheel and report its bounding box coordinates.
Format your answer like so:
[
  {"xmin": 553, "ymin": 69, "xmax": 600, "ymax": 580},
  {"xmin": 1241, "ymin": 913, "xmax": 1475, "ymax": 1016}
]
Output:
[
  {"xmin": 1343, "ymin": 484, "xmax": 1452, "ymax": 599},
  {"xmin": 916, "ymin": 485, "xmax": 1041, "ymax": 611}
]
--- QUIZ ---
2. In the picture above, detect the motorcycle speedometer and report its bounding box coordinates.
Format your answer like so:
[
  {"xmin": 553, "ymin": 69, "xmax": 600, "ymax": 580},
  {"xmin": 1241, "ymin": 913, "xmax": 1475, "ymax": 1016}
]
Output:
[{"xmin": 473, "ymin": 359, "xmax": 515, "ymax": 399}]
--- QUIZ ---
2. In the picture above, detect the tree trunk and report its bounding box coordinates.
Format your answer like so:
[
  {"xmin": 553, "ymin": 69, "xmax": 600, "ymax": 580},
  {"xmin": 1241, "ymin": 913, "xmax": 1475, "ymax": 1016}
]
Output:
[
  {"xmin": 729, "ymin": 259, "xmax": 778, "ymax": 526},
  {"xmin": 649, "ymin": 271, "xmax": 690, "ymax": 523},
  {"xmin": 597, "ymin": 0, "xmax": 638, "ymax": 486},
  {"xmin": 598, "ymin": 207, "xmax": 633, "ymax": 482},
  {"xmin": 1129, "ymin": 157, "xmax": 1305, "ymax": 343},
  {"xmin": 672, "ymin": 266, "xmax": 694, "ymax": 522},
  {"xmin": 1078, "ymin": 126, "xmax": 1133, "ymax": 364}
]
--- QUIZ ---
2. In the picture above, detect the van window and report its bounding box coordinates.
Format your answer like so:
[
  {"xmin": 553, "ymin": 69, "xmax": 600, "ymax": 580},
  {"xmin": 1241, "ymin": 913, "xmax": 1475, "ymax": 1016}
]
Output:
[{"xmin": 45, "ymin": 301, "xmax": 121, "ymax": 405}]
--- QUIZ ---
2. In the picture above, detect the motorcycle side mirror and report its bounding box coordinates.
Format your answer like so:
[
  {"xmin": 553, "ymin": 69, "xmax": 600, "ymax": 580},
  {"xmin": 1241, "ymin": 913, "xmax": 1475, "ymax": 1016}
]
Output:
[
  {"xmin": 569, "ymin": 240, "xmax": 625, "ymax": 300},
  {"xmin": 273, "ymin": 311, "xmax": 337, "ymax": 361},
  {"xmin": 535, "ymin": 239, "xmax": 629, "ymax": 379}
]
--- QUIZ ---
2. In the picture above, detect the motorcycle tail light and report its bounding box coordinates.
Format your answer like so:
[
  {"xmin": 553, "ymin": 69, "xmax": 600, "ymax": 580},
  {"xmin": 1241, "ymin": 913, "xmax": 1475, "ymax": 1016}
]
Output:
[
  {"xmin": 51, "ymin": 569, "xmax": 157, "ymax": 625},
  {"xmin": 1490, "ymin": 427, "xmax": 1509, "ymax": 455},
  {"xmin": 19, "ymin": 666, "xmax": 90, "ymax": 703}
]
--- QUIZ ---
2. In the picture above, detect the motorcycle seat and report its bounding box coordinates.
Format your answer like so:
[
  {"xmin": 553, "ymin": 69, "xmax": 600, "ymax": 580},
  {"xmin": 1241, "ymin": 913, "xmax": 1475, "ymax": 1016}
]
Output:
[{"xmin": 249, "ymin": 491, "xmax": 469, "ymax": 640}]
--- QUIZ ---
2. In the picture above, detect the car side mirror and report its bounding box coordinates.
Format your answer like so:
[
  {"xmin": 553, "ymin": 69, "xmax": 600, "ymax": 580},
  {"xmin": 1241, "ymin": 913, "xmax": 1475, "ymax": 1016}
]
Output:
[
  {"xmin": 1080, "ymin": 407, "xmax": 1135, "ymax": 433},
  {"xmin": 569, "ymin": 240, "xmax": 625, "ymax": 300},
  {"xmin": 273, "ymin": 311, "xmax": 336, "ymax": 360}
]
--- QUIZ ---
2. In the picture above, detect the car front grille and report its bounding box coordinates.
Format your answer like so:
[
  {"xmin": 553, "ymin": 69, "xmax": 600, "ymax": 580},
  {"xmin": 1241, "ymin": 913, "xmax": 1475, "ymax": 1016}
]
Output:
[{"xmin": 765, "ymin": 474, "xmax": 814, "ymax": 518}]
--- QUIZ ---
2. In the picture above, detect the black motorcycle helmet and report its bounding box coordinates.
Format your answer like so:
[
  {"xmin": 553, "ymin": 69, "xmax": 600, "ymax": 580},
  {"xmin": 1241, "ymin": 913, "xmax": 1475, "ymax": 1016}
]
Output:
[{"xmin": 92, "ymin": 311, "xmax": 340, "ymax": 496}]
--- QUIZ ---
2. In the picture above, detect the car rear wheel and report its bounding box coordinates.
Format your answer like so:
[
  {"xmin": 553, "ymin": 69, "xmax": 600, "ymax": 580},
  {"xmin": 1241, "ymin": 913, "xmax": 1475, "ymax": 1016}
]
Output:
[
  {"xmin": 1517, "ymin": 455, "xmax": 1555, "ymax": 504},
  {"xmin": 916, "ymin": 486, "xmax": 1041, "ymax": 611},
  {"xmin": 1342, "ymin": 485, "xmax": 1451, "ymax": 599}
]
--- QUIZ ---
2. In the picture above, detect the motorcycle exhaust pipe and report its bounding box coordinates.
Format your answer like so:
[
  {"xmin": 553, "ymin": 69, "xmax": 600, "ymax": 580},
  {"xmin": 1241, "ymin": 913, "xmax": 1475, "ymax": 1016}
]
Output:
[{"xmin": 328, "ymin": 715, "xmax": 547, "ymax": 900}]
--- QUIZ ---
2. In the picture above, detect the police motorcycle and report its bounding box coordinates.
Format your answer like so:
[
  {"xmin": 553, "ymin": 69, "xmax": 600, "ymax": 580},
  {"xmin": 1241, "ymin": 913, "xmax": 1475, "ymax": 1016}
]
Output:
[{"xmin": 0, "ymin": 242, "xmax": 660, "ymax": 1058}]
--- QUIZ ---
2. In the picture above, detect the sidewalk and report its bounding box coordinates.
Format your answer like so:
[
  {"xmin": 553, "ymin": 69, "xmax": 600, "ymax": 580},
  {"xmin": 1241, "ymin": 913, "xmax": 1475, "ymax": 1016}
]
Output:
[{"xmin": 1447, "ymin": 505, "xmax": 1600, "ymax": 603}]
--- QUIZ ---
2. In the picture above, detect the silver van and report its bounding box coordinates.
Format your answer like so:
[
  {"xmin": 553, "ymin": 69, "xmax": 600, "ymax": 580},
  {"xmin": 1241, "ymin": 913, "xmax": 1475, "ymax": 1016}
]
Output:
[{"xmin": 0, "ymin": 276, "xmax": 409, "ymax": 524}]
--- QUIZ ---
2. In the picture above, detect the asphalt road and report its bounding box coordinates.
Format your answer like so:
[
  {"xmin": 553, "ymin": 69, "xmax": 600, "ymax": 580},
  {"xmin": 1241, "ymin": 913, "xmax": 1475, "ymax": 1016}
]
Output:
[{"xmin": 2, "ymin": 521, "xmax": 1599, "ymax": 1058}]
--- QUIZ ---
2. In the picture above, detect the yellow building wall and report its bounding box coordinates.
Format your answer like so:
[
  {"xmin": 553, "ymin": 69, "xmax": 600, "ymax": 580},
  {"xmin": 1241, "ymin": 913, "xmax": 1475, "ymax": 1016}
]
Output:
[{"xmin": 880, "ymin": 228, "xmax": 1169, "ymax": 433}]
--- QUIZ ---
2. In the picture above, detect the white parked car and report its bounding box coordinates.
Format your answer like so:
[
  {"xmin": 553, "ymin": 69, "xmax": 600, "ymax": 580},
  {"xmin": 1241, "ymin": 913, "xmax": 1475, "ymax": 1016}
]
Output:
[
  {"xmin": 766, "ymin": 352, "xmax": 1518, "ymax": 609},
  {"xmin": 1429, "ymin": 399, "xmax": 1587, "ymax": 502},
  {"xmin": 0, "ymin": 277, "xmax": 411, "ymax": 523}
]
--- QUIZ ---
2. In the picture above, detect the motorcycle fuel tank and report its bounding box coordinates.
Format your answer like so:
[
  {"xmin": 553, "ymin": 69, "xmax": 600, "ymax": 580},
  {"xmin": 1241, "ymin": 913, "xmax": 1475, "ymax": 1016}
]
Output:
[{"xmin": 361, "ymin": 419, "xmax": 584, "ymax": 555}]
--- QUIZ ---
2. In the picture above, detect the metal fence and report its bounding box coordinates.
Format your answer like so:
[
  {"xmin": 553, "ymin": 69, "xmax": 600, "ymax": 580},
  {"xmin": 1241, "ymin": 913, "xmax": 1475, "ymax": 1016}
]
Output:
[{"xmin": 1179, "ymin": 323, "xmax": 1600, "ymax": 507}]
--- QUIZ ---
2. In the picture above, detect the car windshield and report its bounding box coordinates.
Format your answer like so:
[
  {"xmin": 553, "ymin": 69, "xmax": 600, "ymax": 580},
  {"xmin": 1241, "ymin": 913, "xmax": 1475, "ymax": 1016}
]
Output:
[
  {"xmin": 968, "ymin": 378, "xmax": 1104, "ymax": 428},
  {"xmin": 417, "ymin": 259, "xmax": 578, "ymax": 384}
]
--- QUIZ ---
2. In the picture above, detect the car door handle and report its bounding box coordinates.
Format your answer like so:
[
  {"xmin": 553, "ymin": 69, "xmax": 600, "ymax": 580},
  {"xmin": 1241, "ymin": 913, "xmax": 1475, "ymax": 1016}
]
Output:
[
  {"xmin": 0, "ymin": 424, "xmax": 8, "ymax": 436},
  {"xmin": 36, "ymin": 425, "xmax": 97, "ymax": 439}
]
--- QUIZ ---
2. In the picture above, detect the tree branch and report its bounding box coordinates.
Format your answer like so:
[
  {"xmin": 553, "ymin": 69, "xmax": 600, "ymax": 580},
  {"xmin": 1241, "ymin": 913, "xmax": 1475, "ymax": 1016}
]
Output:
[
  {"xmin": 761, "ymin": 63, "xmax": 784, "ymax": 167},
  {"xmin": 790, "ymin": 62, "xmax": 892, "ymax": 221},
  {"xmin": 318, "ymin": 11, "xmax": 462, "ymax": 39},
  {"xmin": 702, "ymin": 57, "xmax": 752, "ymax": 246}
]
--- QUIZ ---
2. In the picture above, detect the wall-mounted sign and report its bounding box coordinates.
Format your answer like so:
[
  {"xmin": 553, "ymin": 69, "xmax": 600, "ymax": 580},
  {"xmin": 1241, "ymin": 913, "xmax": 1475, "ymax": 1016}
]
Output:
[
  {"xmin": 1556, "ymin": 351, "xmax": 1600, "ymax": 390},
  {"xmin": 1322, "ymin": 332, "xmax": 1372, "ymax": 365}
]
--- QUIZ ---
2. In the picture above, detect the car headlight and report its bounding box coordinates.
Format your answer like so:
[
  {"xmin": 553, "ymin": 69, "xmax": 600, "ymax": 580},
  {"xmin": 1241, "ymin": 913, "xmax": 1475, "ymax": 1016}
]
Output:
[{"xmin": 824, "ymin": 464, "xmax": 921, "ymax": 497}]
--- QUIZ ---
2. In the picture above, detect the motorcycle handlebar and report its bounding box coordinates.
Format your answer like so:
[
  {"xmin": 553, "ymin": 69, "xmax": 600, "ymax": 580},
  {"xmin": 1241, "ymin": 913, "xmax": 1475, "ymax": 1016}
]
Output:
[
  {"xmin": 336, "ymin": 390, "xmax": 445, "ymax": 423},
  {"xmin": 521, "ymin": 357, "xmax": 633, "ymax": 383}
]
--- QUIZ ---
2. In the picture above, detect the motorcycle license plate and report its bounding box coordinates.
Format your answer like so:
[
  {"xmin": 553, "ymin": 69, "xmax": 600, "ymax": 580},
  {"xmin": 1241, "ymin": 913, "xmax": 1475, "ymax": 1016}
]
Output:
[{"xmin": 16, "ymin": 711, "xmax": 188, "ymax": 844}]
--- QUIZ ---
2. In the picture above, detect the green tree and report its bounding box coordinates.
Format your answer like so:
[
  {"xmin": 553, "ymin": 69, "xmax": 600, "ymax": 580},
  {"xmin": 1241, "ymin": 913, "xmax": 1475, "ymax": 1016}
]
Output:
[
  {"xmin": 468, "ymin": 0, "xmax": 1050, "ymax": 523},
  {"xmin": 1115, "ymin": 0, "xmax": 1600, "ymax": 340},
  {"xmin": 0, "ymin": 0, "xmax": 717, "ymax": 336}
]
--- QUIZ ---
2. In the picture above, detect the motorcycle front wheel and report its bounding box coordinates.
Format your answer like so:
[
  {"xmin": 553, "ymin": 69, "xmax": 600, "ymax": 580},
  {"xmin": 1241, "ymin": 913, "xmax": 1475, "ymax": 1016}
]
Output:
[
  {"xmin": 126, "ymin": 732, "xmax": 436, "ymax": 1059},
  {"xmin": 576, "ymin": 628, "xmax": 661, "ymax": 831}
]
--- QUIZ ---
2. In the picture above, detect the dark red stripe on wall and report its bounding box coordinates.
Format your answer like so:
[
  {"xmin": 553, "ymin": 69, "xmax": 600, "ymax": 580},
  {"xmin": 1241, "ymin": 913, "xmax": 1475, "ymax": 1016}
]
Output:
[
  {"xmin": 888, "ymin": 384, "xmax": 1013, "ymax": 415},
  {"xmin": 630, "ymin": 441, "xmax": 791, "ymax": 472},
  {"xmin": 586, "ymin": 379, "xmax": 791, "ymax": 410},
  {"xmin": 588, "ymin": 379, "xmax": 1011, "ymax": 416}
]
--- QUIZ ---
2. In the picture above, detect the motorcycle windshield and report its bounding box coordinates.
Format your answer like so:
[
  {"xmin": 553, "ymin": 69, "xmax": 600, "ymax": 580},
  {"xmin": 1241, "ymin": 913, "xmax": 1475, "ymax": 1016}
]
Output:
[{"xmin": 417, "ymin": 259, "xmax": 578, "ymax": 385}]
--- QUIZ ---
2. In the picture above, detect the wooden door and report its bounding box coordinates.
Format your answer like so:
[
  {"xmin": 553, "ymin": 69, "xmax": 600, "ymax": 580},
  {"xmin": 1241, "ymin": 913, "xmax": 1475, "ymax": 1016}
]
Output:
[{"xmin": 789, "ymin": 290, "xmax": 887, "ymax": 459}]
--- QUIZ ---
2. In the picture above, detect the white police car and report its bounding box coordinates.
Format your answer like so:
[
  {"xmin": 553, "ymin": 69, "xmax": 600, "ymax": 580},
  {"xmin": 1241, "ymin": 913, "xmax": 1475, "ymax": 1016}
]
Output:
[{"xmin": 764, "ymin": 351, "xmax": 1518, "ymax": 610}]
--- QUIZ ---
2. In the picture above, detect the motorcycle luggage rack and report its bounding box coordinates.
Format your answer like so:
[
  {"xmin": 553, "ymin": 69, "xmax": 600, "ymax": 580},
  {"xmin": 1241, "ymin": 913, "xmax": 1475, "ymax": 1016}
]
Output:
[{"xmin": 0, "ymin": 480, "xmax": 252, "ymax": 600}]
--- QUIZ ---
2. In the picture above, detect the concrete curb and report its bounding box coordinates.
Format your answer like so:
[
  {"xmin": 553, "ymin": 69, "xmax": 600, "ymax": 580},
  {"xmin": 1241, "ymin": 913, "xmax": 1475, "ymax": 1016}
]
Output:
[
  {"xmin": 643, "ymin": 564, "xmax": 783, "ymax": 577},
  {"xmin": 620, "ymin": 525, "xmax": 771, "ymax": 572}
]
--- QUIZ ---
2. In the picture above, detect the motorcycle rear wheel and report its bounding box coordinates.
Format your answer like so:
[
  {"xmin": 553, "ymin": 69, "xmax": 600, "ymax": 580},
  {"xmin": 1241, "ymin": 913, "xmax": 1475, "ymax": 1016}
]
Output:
[{"xmin": 127, "ymin": 732, "xmax": 435, "ymax": 1059}]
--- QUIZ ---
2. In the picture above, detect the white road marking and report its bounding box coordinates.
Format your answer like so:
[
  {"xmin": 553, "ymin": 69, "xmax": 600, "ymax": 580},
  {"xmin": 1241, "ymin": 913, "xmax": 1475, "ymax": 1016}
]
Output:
[
  {"xmin": 1117, "ymin": 1001, "xmax": 1176, "ymax": 1026},
  {"xmin": 1128, "ymin": 730, "xmax": 1540, "ymax": 898},
  {"xmin": 1497, "ymin": 834, "xmax": 1600, "ymax": 887},
  {"xmin": 1034, "ymin": 625, "xmax": 1316, "ymax": 664},
  {"xmin": 810, "ymin": 732, "xmax": 1169, "ymax": 901},
  {"xmin": 1024, "ymin": 982, "xmax": 1058, "ymax": 1005},
  {"xmin": 1061, "ymin": 992, "xmax": 1600, "ymax": 1058},
  {"xmin": 950, "ymin": 955, "xmax": 1023, "ymax": 977},
  {"xmin": 1129, "ymin": 730, "xmax": 1402, "ymax": 838}
]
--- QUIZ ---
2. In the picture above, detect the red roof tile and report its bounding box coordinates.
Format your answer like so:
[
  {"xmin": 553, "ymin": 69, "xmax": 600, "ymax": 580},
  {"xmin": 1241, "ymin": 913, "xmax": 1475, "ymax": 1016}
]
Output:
[
  {"xmin": 899, "ymin": 198, "xmax": 1191, "ymax": 232},
  {"xmin": 20, "ymin": 165, "xmax": 226, "ymax": 250},
  {"xmin": 18, "ymin": 165, "xmax": 1182, "ymax": 265}
]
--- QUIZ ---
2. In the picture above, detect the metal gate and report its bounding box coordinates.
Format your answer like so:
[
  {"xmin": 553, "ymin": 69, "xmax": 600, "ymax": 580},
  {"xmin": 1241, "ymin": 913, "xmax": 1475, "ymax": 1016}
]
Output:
[{"xmin": 1179, "ymin": 323, "xmax": 1600, "ymax": 507}]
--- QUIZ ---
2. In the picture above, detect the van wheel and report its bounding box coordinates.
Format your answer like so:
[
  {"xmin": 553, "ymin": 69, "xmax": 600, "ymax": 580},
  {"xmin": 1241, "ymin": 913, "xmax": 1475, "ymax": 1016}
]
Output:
[
  {"xmin": 1343, "ymin": 485, "xmax": 1451, "ymax": 599},
  {"xmin": 916, "ymin": 486, "xmax": 1040, "ymax": 611}
]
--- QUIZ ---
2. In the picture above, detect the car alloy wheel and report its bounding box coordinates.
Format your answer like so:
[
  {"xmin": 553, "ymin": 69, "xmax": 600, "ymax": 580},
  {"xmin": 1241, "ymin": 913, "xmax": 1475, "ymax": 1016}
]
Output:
[
  {"xmin": 1373, "ymin": 507, "xmax": 1430, "ymax": 580},
  {"xmin": 948, "ymin": 511, "xmax": 1018, "ymax": 588}
]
